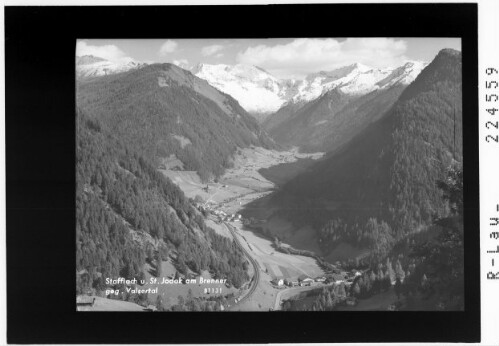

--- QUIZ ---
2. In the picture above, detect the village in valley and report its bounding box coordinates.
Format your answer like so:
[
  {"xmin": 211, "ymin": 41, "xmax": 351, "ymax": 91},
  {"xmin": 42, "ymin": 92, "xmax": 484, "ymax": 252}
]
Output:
[
  {"xmin": 76, "ymin": 145, "xmax": 407, "ymax": 312},
  {"xmin": 168, "ymin": 147, "xmax": 405, "ymax": 312},
  {"xmin": 189, "ymin": 178, "xmax": 372, "ymax": 311},
  {"xmin": 75, "ymin": 37, "xmax": 464, "ymax": 313}
]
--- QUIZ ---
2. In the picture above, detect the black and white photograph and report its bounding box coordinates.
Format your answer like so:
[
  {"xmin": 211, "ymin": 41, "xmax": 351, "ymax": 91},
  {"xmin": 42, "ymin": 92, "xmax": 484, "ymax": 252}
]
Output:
[
  {"xmin": 6, "ymin": 2, "xmax": 488, "ymax": 344},
  {"xmin": 76, "ymin": 37, "xmax": 464, "ymax": 312}
]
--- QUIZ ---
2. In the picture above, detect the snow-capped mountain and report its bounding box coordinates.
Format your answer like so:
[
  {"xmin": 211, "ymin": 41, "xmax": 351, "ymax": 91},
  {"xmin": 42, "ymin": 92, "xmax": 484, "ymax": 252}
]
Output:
[
  {"xmin": 292, "ymin": 61, "xmax": 427, "ymax": 102},
  {"xmin": 262, "ymin": 61, "xmax": 429, "ymax": 152},
  {"xmin": 191, "ymin": 63, "xmax": 292, "ymax": 114},
  {"xmin": 192, "ymin": 61, "xmax": 428, "ymax": 115},
  {"xmin": 75, "ymin": 56, "xmax": 426, "ymax": 116},
  {"xmin": 76, "ymin": 55, "xmax": 148, "ymax": 78}
]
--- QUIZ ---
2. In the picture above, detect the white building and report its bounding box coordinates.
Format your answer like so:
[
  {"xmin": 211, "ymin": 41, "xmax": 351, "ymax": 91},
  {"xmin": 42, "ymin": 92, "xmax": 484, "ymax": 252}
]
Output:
[{"xmin": 271, "ymin": 277, "xmax": 285, "ymax": 286}]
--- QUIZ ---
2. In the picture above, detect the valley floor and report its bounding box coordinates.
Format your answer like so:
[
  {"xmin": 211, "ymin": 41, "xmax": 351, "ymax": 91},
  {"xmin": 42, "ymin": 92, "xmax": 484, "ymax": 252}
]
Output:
[
  {"xmin": 161, "ymin": 146, "xmax": 327, "ymax": 311},
  {"xmin": 161, "ymin": 146, "xmax": 323, "ymax": 215}
]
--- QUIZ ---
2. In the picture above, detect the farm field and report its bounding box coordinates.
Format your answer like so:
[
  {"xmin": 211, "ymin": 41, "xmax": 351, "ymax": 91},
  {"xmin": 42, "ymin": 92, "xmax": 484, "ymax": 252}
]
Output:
[
  {"xmin": 162, "ymin": 147, "xmax": 327, "ymax": 259},
  {"xmin": 159, "ymin": 146, "xmax": 325, "ymax": 311},
  {"xmin": 234, "ymin": 273, "xmax": 280, "ymax": 311},
  {"xmin": 161, "ymin": 146, "xmax": 323, "ymax": 216},
  {"xmin": 230, "ymin": 221, "xmax": 324, "ymax": 280},
  {"xmin": 228, "ymin": 220, "xmax": 325, "ymax": 311}
]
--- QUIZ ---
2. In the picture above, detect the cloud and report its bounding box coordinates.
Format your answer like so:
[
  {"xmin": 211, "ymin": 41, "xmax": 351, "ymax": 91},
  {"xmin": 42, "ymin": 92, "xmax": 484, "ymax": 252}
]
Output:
[
  {"xmin": 236, "ymin": 38, "xmax": 408, "ymax": 79},
  {"xmin": 173, "ymin": 59, "xmax": 189, "ymax": 69},
  {"xmin": 76, "ymin": 41, "xmax": 127, "ymax": 62},
  {"xmin": 159, "ymin": 40, "xmax": 178, "ymax": 56},
  {"xmin": 201, "ymin": 44, "xmax": 224, "ymax": 57}
]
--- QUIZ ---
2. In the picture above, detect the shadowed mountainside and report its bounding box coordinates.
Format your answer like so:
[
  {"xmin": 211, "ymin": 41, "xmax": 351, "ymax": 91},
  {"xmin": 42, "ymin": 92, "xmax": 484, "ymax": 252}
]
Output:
[{"xmin": 253, "ymin": 49, "xmax": 463, "ymax": 262}]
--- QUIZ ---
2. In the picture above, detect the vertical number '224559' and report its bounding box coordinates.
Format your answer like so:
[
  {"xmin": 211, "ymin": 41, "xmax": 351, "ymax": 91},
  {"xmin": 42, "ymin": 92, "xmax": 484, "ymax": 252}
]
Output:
[{"xmin": 485, "ymin": 68, "xmax": 499, "ymax": 143}]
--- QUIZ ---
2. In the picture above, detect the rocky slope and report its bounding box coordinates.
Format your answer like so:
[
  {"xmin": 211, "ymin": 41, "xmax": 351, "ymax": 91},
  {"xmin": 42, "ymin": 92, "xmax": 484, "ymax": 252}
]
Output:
[{"xmin": 76, "ymin": 55, "xmax": 148, "ymax": 79}]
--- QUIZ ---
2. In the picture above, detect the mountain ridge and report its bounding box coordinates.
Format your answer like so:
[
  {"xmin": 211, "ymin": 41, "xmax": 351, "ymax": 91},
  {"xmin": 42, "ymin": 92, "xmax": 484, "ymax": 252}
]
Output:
[
  {"xmin": 192, "ymin": 60, "xmax": 427, "ymax": 118},
  {"xmin": 76, "ymin": 55, "xmax": 149, "ymax": 78},
  {"xmin": 251, "ymin": 48, "xmax": 462, "ymax": 262},
  {"xmin": 77, "ymin": 62, "xmax": 276, "ymax": 181},
  {"xmin": 75, "ymin": 55, "xmax": 428, "ymax": 123}
]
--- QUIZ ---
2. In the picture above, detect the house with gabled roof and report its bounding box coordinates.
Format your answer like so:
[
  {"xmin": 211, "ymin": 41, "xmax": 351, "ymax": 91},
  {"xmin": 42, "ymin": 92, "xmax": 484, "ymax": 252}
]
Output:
[{"xmin": 298, "ymin": 274, "xmax": 314, "ymax": 286}]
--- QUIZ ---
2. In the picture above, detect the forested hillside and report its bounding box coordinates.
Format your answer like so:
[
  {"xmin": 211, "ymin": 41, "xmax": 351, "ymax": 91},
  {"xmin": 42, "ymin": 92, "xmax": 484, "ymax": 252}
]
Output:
[
  {"xmin": 267, "ymin": 49, "xmax": 463, "ymax": 263},
  {"xmin": 265, "ymin": 89, "xmax": 354, "ymax": 150},
  {"xmin": 77, "ymin": 63, "xmax": 275, "ymax": 181},
  {"xmin": 76, "ymin": 109, "xmax": 249, "ymax": 299},
  {"xmin": 262, "ymin": 100, "xmax": 305, "ymax": 133},
  {"xmin": 265, "ymin": 85, "xmax": 405, "ymax": 153}
]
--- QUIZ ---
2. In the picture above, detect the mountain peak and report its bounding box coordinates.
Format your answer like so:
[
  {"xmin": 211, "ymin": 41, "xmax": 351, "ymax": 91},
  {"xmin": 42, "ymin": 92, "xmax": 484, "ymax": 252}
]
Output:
[
  {"xmin": 76, "ymin": 55, "xmax": 147, "ymax": 79},
  {"xmin": 76, "ymin": 55, "xmax": 107, "ymax": 66},
  {"xmin": 398, "ymin": 49, "xmax": 461, "ymax": 103},
  {"xmin": 192, "ymin": 60, "xmax": 429, "ymax": 115},
  {"xmin": 192, "ymin": 63, "xmax": 287, "ymax": 114},
  {"xmin": 253, "ymin": 65, "xmax": 273, "ymax": 75},
  {"xmin": 191, "ymin": 62, "xmax": 209, "ymax": 74},
  {"xmin": 438, "ymin": 48, "xmax": 461, "ymax": 58},
  {"xmin": 349, "ymin": 62, "xmax": 372, "ymax": 72}
]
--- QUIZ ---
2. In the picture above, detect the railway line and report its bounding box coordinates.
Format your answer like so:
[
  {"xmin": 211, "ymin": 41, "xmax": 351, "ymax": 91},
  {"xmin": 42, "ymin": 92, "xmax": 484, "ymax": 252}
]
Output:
[{"xmin": 224, "ymin": 222, "xmax": 261, "ymax": 310}]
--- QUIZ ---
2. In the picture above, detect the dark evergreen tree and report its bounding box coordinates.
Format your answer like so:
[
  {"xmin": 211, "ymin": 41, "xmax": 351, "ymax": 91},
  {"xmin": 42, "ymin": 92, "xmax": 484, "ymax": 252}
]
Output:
[{"xmin": 76, "ymin": 109, "xmax": 250, "ymax": 297}]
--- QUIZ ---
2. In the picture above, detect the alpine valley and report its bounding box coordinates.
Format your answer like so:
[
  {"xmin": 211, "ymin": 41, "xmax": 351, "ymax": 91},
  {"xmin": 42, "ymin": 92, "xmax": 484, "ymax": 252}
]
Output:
[{"xmin": 76, "ymin": 47, "xmax": 464, "ymax": 312}]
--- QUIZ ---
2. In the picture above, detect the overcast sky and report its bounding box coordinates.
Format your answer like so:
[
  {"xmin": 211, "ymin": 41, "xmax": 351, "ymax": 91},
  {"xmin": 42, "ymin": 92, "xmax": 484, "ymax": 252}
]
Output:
[{"xmin": 76, "ymin": 38, "xmax": 461, "ymax": 79}]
